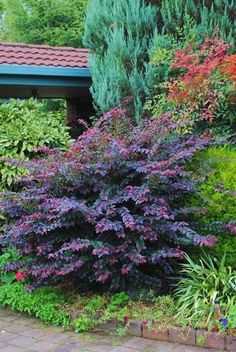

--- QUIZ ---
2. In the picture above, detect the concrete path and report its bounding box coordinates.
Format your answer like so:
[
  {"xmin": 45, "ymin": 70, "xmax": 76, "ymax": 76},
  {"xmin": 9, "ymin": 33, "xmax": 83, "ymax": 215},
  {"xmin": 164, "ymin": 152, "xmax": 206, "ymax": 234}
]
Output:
[{"xmin": 0, "ymin": 308, "xmax": 219, "ymax": 352}]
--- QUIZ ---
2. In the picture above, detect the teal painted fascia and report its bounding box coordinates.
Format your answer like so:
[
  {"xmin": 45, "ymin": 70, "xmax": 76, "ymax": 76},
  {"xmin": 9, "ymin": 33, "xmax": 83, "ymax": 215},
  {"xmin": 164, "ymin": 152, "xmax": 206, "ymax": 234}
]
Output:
[
  {"xmin": 0, "ymin": 64, "xmax": 91, "ymax": 89},
  {"xmin": 0, "ymin": 76, "xmax": 90, "ymax": 87},
  {"xmin": 0, "ymin": 64, "xmax": 91, "ymax": 78}
]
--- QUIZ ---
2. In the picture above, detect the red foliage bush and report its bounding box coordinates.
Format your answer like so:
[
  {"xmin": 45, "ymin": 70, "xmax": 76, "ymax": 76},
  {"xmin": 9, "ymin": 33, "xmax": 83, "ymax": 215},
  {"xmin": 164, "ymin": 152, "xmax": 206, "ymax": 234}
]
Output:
[
  {"xmin": 167, "ymin": 39, "xmax": 230, "ymax": 122},
  {"xmin": 222, "ymin": 54, "xmax": 236, "ymax": 88},
  {"xmin": 0, "ymin": 108, "xmax": 216, "ymax": 292}
]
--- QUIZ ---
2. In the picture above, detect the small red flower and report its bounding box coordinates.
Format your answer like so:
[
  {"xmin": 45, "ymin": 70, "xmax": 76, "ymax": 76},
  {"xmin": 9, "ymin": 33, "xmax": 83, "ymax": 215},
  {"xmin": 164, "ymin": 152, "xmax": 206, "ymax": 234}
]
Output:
[
  {"xmin": 16, "ymin": 272, "xmax": 24, "ymax": 281},
  {"xmin": 124, "ymin": 316, "xmax": 129, "ymax": 322}
]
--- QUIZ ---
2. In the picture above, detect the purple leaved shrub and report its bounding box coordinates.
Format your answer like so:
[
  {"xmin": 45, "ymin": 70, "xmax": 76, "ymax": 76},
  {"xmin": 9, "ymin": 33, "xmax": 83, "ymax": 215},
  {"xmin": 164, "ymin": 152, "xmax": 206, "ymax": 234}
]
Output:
[{"xmin": 0, "ymin": 107, "xmax": 217, "ymax": 292}]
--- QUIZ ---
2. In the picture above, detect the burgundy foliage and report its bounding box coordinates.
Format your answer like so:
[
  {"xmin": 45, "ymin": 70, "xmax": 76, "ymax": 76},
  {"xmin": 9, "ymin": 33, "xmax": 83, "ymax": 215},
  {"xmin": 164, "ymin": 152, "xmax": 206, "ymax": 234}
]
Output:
[{"xmin": 0, "ymin": 108, "xmax": 216, "ymax": 291}]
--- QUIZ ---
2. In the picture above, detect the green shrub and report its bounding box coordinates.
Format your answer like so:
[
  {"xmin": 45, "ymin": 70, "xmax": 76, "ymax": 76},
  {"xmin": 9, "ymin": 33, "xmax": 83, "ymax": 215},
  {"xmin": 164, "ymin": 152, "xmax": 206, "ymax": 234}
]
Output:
[
  {"xmin": 1, "ymin": 0, "xmax": 88, "ymax": 47},
  {"xmin": 192, "ymin": 146, "xmax": 236, "ymax": 222},
  {"xmin": 189, "ymin": 146, "xmax": 236, "ymax": 267},
  {"xmin": 0, "ymin": 99, "xmax": 71, "ymax": 189},
  {"xmin": 175, "ymin": 253, "xmax": 236, "ymax": 330}
]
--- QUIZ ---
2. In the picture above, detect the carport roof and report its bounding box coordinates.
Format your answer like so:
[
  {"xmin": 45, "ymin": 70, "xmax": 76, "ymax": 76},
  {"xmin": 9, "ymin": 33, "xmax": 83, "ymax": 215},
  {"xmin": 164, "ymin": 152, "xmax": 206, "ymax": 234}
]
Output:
[{"xmin": 0, "ymin": 42, "xmax": 91, "ymax": 99}]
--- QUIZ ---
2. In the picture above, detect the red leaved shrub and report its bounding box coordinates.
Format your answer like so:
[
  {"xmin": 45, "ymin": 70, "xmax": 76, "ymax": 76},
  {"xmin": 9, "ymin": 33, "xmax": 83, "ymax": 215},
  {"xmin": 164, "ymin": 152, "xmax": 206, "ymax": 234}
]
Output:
[
  {"xmin": 167, "ymin": 39, "xmax": 230, "ymax": 122},
  {"xmin": 0, "ymin": 107, "xmax": 216, "ymax": 292}
]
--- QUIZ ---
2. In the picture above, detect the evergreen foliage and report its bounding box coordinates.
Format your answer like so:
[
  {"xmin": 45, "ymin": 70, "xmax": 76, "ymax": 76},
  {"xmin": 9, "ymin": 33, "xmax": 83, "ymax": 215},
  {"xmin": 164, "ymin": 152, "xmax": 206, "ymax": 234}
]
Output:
[
  {"xmin": 1, "ymin": 0, "xmax": 87, "ymax": 47},
  {"xmin": 160, "ymin": 0, "xmax": 236, "ymax": 47},
  {"xmin": 83, "ymin": 0, "xmax": 158, "ymax": 122},
  {"xmin": 0, "ymin": 106, "xmax": 216, "ymax": 292}
]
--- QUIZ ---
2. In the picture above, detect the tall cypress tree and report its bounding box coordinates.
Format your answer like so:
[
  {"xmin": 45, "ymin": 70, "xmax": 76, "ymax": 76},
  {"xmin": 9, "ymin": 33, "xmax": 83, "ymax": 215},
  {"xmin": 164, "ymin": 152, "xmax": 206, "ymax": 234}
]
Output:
[{"xmin": 83, "ymin": 0, "xmax": 158, "ymax": 123}]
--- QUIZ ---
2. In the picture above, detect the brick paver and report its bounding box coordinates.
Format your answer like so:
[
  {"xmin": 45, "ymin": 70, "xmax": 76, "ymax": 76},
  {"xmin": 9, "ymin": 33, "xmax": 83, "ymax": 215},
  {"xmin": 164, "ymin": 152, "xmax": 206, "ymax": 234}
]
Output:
[{"xmin": 0, "ymin": 309, "xmax": 219, "ymax": 352}]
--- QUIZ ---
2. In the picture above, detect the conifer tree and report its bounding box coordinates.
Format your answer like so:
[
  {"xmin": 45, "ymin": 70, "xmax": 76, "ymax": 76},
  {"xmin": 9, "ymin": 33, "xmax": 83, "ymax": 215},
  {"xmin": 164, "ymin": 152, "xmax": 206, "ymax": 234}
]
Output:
[
  {"xmin": 160, "ymin": 0, "xmax": 235, "ymax": 47},
  {"xmin": 1, "ymin": 0, "xmax": 87, "ymax": 47},
  {"xmin": 83, "ymin": 0, "xmax": 158, "ymax": 122}
]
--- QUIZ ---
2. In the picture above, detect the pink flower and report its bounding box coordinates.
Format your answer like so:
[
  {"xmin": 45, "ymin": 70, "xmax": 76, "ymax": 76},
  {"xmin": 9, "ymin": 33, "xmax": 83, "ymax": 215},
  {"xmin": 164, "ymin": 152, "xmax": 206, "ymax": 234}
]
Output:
[
  {"xmin": 198, "ymin": 236, "xmax": 217, "ymax": 247},
  {"xmin": 143, "ymin": 320, "xmax": 148, "ymax": 327},
  {"xmin": 97, "ymin": 272, "xmax": 110, "ymax": 282},
  {"xmin": 16, "ymin": 272, "xmax": 24, "ymax": 281},
  {"xmin": 225, "ymin": 224, "xmax": 236, "ymax": 235},
  {"xmin": 121, "ymin": 267, "xmax": 129, "ymax": 275}
]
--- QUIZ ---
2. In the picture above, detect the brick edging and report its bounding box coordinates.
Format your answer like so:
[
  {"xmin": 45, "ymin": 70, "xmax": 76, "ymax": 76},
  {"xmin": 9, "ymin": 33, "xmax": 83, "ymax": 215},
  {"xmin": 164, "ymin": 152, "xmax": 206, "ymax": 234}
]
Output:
[{"xmin": 126, "ymin": 320, "xmax": 236, "ymax": 351}]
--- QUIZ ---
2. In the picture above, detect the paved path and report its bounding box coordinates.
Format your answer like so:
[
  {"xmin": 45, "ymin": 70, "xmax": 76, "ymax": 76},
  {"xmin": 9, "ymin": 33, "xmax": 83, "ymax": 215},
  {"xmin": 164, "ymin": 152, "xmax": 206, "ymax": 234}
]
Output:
[{"xmin": 0, "ymin": 308, "xmax": 218, "ymax": 352}]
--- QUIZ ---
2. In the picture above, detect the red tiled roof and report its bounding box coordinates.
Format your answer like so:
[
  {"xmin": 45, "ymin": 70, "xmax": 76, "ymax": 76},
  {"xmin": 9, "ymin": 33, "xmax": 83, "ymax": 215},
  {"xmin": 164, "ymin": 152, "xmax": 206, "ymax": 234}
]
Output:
[{"xmin": 0, "ymin": 42, "xmax": 89, "ymax": 68}]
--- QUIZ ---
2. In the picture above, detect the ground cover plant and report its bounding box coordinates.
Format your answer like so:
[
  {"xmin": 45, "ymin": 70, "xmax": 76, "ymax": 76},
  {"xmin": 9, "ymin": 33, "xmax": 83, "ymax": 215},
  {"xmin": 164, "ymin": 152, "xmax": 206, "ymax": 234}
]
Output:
[
  {"xmin": 0, "ymin": 248, "xmax": 178, "ymax": 332},
  {"xmin": 0, "ymin": 269, "xmax": 177, "ymax": 333},
  {"xmin": 0, "ymin": 105, "xmax": 216, "ymax": 293},
  {"xmin": 0, "ymin": 282, "xmax": 70, "ymax": 327},
  {"xmin": 0, "ymin": 248, "xmax": 70, "ymax": 326}
]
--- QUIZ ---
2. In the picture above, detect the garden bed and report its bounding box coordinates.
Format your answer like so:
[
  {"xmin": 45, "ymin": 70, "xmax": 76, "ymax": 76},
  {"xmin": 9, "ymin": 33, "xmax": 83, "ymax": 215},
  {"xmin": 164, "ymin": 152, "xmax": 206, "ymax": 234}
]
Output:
[
  {"xmin": 1, "ymin": 303, "xmax": 236, "ymax": 351},
  {"xmin": 1, "ymin": 282, "xmax": 235, "ymax": 351}
]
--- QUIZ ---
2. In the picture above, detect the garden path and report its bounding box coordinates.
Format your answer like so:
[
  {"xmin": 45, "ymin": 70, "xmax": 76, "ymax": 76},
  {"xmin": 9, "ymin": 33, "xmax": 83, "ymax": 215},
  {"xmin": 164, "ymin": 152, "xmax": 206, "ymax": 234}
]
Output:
[{"xmin": 0, "ymin": 309, "xmax": 219, "ymax": 352}]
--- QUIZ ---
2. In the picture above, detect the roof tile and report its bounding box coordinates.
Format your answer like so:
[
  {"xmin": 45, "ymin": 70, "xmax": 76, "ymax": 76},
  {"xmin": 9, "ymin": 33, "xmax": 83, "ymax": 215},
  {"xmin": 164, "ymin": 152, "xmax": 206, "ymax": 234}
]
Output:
[{"xmin": 0, "ymin": 42, "xmax": 89, "ymax": 68}]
